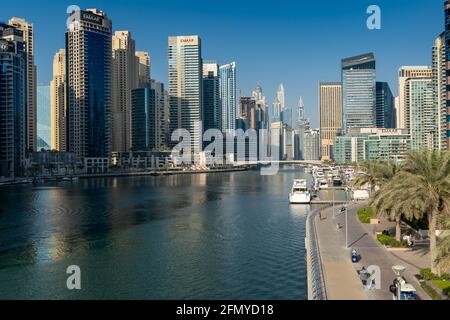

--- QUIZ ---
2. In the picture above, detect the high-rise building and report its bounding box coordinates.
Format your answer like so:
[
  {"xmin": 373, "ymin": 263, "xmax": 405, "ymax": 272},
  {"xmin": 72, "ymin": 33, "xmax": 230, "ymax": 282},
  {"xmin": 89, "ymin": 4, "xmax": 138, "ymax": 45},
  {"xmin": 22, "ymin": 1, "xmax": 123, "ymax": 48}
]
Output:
[
  {"xmin": 432, "ymin": 33, "xmax": 448, "ymax": 150},
  {"xmin": 319, "ymin": 82, "xmax": 342, "ymax": 161},
  {"xmin": 112, "ymin": 31, "xmax": 138, "ymax": 152},
  {"xmin": 168, "ymin": 35, "xmax": 202, "ymax": 150},
  {"xmin": 375, "ymin": 82, "xmax": 395, "ymax": 129},
  {"xmin": 397, "ymin": 66, "xmax": 432, "ymax": 129},
  {"xmin": 66, "ymin": 9, "xmax": 113, "ymax": 158},
  {"xmin": 394, "ymin": 96, "xmax": 400, "ymax": 128},
  {"xmin": 219, "ymin": 62, "xmax": 237, "ymax": 131},
  {"xmin": 8, "ymin": 18, "xmax": 36, "ymax": 152},
  {"xmin": 50, "ymin": 49, "xmax": 67, "ymax": 151},
  {"xmin": 405, "ymin": 77, "xmax": 436, "ymax": 150},
  {"xmin": 252, "ymin": 85, "xmax": 268, "ymax": 130},
  {"xmin": 239, "ymin": 97, "xmax": 257, "ymax": 130},
  {"xmin": 131, "ymin": 80, "xmax": 168, "ymax": 151},
  {"xmin": 303, "ymin": 129, "xmax": 321, "ymax": 161},
  {"xmin": 0, "ymin": 23, "xmax": 26, "ymax": 179},
  {"xmin": 342, "ymin": 53, "xmax": 376, "ymax": 133},
  {"xmin": 37, "ymin": 85, "xmax": 51, "ymax": 150},
  {"xmin": 277, "ymin": 83, "xmax": 286, "ymax": 113},
  {"xmin": 202, "ymin": 60, "xmax": 220, "ymax": 132},
  {"xmin": 136, "ymin": 51, "xmax": 150, "ymax": 88},
  {"xmin": 445, "ymin": 1, "xmax": 450, "ymax": 149}
]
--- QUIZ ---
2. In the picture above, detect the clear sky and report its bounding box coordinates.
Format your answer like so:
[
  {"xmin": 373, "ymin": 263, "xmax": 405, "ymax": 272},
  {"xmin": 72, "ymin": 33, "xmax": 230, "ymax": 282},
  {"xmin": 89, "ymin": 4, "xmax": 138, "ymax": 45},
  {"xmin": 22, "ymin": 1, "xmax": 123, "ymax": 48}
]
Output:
[{"xmin": 1, "ymin": 0, "xmax": 444, "ymax": 127}]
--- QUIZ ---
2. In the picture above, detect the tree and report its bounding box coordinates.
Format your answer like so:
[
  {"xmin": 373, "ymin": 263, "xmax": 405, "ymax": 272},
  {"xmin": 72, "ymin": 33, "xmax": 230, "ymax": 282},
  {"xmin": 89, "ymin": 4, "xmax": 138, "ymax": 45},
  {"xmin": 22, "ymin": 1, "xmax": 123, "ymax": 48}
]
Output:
[
  {"xmin": 435, "ymin": 217, "xmax": 450, "ymax": 275},
  {"xmin": 372, "ymin": 150, "xmax": 450, "ymax": 274}
]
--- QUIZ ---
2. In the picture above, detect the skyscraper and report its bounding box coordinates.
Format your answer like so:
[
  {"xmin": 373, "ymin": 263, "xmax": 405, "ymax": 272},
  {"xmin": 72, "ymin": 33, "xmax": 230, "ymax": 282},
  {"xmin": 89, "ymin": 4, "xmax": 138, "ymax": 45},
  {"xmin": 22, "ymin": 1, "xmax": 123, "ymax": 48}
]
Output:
[
  {"xmin": 252, "ymin": 85, "xmax": 268, "ymax": 130},
  {"xmin": 131, "ymin": 80, "xmax": 168, "ymax": 151},
  {"xmin": 375, "ymin": 82, "xmax": 395, "ymax": 129},
  {"xmin": 303, "ymin": 129, "xmax": 321, "ymax": 161},
  {"xmin": 66, "ymin": 9, "xmax": 113, "ymax": 158},
  {"xmin": 0, "ymin": 23, "xmax": 26, "ymax": 178},
  {"xmin": 219, "ymin": 62, "xmax": 237, "ymax": 131},
  {"xmin": 168, "ymin": 35, "xmax": 202, "ymax": 150},
  {"xmin": 112, "ymin": 31, "xmax": 138, "ymax": 152},
  {"xmin": 50, "ymin": 49, "xmax": 67, "ymax": 151},
  {"xmin": 136, "ymin": 51, "xmax": 151, "ymax": 88},
  {"xmin": 397, "ymin": 66, "xmax": 432, "ymax": 129},
  {"xmin": 239, "ymin": 96, "xmax": 257, "ymax": 130},
  {"xmin": 433, "ymin": 32, "xmax": 448, "ymax": 151},
  {"xmin": 405, "ymin": 77, "xmax": 436, "ymax": 150},
  {"xmin": 319, "ymin": 83, "xmax": 342, "ymax": 161},
  {"xmin": 8, "ymin": 18, "xmax": 36, "ymax": 152},
  {"xmin": 202, "ymin": 60, "xmax": 220, "ymax": 132},
  {"xmin": 341, "ymin": 53, "xmax": 376, "ymax": 132},
  {"xmin": 445, "ymin": 1, "xmax": 450, "ymax": 149}
]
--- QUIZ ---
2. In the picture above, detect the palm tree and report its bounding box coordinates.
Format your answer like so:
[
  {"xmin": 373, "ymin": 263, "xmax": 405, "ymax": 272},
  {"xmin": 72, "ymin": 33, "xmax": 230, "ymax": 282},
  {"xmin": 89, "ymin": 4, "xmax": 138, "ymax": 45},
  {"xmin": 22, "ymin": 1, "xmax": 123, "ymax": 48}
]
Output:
[
  {"xmin": 373, "ymin": 150, "xmax": 450, "ymax": 274},
  {"xmin": 353, "ymin": 160, "xmax": 381, "ymax": 194},
  {"xmin": 435, "ymin": 217, "xmax": 450, "ymax": 275},
  {"xmin": 366, "ymin": 160, "xmax": 404, "ymax": 240}
]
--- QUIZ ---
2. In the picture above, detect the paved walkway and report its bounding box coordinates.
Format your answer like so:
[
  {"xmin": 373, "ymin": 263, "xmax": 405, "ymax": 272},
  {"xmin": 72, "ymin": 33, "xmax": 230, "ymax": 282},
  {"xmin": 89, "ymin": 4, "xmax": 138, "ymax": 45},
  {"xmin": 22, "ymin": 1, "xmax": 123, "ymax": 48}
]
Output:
[
  {"xmin": 315, "ymin": 202, "xmax": 431, "ymax": 300},
  {"xmin": 314, "ymin": 205, "xmax": 366, "ymax": 300}
]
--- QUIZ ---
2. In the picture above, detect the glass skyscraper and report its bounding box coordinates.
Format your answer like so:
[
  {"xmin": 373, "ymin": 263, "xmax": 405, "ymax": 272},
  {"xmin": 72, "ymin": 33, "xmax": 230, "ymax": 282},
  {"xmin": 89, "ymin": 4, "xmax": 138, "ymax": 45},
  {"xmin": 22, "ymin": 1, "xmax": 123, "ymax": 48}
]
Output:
[
  {"xmin": 202, "ymin": 60, "xmax": 220, "ymax": 132},
  {"xmin": 219, "ymin": 62, "xmax": 237, "ymax": 131},
  {"xmin": 66, "ymin": 9, "xmax": 113, "ymax": 158},
  {"xmin": 375, "ymin": 82, "xmax": 395, "ymax": 129},
  {"xmin": 168, "ymin": 35, "xmax": 202, "ymax": 150},
  {"xmin": 0, "ymin": 23, "xmax": 26, "ymax": 178},
  {"xmin": 341, "ymin": 53, "xmax": 376, "ymax": 133}
]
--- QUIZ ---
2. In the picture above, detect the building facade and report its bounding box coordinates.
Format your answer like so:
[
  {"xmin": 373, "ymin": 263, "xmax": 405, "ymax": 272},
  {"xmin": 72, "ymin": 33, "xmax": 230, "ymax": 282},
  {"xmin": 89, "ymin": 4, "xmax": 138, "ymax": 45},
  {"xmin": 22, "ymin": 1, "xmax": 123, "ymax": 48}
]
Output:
[
  {"xmin": 132, "ymin": 81, "xmax": 168, "ymax": 151},
  {"xmin": 112, "ymin": 31, "xmax": 138, "ymax": 152},
  {"xmin": 8, "ymin": 18, "xmax": 36, "ymax": 152},
  {"xmin": 168, "ymin": 35, "xmax": 202, "ymax": 150},
  {"xmin": 341, "ymin": 53, "xmax": 376, "ymax": 133},
  {"xmin": 0, "ymin": 25, "xmax": 26, "ymax": 179},
  {"xmin": 433, "ymin": 33, "xmax": 448, "ymax": 150},
  {"xmin": 136, "ymin": 51, "xmax": 150, "ymax": 87},
  {"xmin": 202, "ymin": 60, "xmax": 220, "ymax": 132},
  {"xmin": 445, "ymin": 1, "xmax": 450, "ymax": 149},
  {"xmin": 37, "ymin": 85, "xmax": 51, "ymax": 150},
  {"xmin": 334, "ymin": 128, "xmax": 411, "ymax": 164},
  {"xmin": 405, "ymin": 78, "xmax": 436, "ymax": 150},
  {"xmin": 397, "ymin": 66, "xmax": 432, "ymax": 129},
  {"xmin": 319, "ymin": 82, "xmax": 342, "ymax": 161},
  {"xmin": 50, "ymin": 49, "xmax": 67, "ymax": 151},
  {"xmin": 219, "ymin": 62, "xmax": 237, "ymax": 131},
  {"xmin": 303, "ymin": 129, "xmax": 321, "ymax": 161},
  {"xmin": 66, "ymin": 9, "xmax": 113, "ymax": 158},
  {"xmin": 375, "ymin": 82, "xmax": 395, "ymax": 129}
]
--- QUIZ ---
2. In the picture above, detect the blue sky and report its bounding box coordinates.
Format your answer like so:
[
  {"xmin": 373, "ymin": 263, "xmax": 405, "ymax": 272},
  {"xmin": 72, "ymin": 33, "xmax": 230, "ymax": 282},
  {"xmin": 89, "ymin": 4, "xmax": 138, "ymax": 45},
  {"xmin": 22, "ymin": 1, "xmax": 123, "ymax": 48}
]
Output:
[{"xmin": 1, "ymin": 0, "xmax": 444, "ymax": 127}]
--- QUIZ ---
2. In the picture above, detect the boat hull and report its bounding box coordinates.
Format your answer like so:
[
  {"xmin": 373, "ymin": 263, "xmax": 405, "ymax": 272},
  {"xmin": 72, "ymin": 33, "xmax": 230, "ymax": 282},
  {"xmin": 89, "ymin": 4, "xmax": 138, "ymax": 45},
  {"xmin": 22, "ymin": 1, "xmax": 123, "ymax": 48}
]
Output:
[{"xmin": 289, "ymin": 193, "xmax": 311, "ymax": 204}]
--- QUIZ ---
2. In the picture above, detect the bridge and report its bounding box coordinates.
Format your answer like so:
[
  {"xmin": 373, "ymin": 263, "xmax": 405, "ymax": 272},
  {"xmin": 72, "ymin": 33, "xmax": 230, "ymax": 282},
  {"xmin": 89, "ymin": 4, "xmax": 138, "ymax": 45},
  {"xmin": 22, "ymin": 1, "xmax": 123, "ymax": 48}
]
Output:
[{"xmin": 234, "ymin": 160, "xmax": 323, "ymax": 167}]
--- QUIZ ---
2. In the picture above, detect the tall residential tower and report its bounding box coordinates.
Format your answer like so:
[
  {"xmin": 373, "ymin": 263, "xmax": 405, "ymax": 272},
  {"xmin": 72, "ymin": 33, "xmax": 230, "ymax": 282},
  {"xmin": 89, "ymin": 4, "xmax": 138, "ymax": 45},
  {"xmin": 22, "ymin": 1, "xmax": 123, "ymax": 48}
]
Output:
[{"xmin": 66, "ymin": 9, "xmax": 113, "ymax": 157}]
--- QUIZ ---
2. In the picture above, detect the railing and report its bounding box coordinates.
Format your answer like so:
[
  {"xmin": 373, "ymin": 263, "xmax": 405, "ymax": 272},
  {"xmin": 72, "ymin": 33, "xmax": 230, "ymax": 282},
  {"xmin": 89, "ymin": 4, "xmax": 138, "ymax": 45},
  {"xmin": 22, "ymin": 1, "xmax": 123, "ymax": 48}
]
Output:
[{"xmin": 306, "ymin": 209, "xmax": 327, "ymax": 300}]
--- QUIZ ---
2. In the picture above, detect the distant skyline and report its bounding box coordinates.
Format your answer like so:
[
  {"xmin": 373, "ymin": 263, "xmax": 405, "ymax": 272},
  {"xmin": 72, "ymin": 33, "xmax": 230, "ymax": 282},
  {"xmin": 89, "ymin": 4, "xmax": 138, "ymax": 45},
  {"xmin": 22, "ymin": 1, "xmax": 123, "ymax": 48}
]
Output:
[{"xmin": 2, "ymin": 0, "xmax": 444, "ymax": 127}]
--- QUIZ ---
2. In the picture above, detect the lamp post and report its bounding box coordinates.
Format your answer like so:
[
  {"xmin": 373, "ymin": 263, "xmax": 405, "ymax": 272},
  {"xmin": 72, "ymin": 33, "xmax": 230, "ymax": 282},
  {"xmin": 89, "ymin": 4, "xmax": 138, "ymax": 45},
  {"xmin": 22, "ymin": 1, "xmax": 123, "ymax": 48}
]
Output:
[{"xmin": 345, "ymin": 206, "xmax": 349, "ymax": 249}]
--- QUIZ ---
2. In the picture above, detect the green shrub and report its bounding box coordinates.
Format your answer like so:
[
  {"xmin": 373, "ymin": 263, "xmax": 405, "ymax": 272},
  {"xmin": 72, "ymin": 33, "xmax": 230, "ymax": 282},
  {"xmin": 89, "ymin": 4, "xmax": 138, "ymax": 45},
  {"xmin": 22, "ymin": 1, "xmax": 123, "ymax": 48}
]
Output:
[
  {"xmin": 358, "ymin": 207, "xmax": 376, "ymax": 224},
  {"xmin": 420, "ymin": 268, "xmax": 436, "ymax": 281},
  {"xmin": 421, "ymin": 282, "xmax": 442, "ymax": 300},
  {"xmin": 444, "ymin": 287, "xmax": 450, "ymax": 296},
  {"xmin": 377, "ymin": 234, "xmax": 408, "ymax": 247},
  {"xmin": 441, "ymin": 273, "xmax": 450, "ymax": 281}
]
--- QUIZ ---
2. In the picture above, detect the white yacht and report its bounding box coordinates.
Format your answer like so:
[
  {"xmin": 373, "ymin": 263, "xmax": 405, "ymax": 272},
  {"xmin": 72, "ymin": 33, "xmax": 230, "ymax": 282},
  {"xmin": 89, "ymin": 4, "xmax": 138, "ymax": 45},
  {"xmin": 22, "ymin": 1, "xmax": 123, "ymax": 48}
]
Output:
[{"xmin": 289, "ymin": 179, "xmax": 311, "ymax": 204}]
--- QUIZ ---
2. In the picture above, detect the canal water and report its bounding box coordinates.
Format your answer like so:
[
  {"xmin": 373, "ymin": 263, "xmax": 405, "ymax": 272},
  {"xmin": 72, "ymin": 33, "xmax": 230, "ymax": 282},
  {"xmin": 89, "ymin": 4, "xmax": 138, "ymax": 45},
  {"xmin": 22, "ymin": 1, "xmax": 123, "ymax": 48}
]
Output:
[{"xmin": 0, "ymin": 166, "xmax": 345, "ymax": 299}]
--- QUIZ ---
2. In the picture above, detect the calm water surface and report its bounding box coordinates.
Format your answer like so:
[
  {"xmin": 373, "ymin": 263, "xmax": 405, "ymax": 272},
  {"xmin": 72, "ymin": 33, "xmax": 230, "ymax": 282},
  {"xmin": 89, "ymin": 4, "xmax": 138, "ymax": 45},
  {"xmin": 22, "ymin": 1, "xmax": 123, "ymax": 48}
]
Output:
[{"xmin": 0, "ymin": 166, "xmax": 344, "ymax": 299}]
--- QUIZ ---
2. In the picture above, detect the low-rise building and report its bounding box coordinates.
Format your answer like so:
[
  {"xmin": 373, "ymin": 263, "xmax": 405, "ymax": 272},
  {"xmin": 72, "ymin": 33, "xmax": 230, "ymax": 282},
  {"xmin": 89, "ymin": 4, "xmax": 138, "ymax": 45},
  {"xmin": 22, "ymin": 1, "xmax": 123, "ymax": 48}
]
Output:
[{"xmin": 334, "ymin": 128, "xmax": 411, "ymax": 164}]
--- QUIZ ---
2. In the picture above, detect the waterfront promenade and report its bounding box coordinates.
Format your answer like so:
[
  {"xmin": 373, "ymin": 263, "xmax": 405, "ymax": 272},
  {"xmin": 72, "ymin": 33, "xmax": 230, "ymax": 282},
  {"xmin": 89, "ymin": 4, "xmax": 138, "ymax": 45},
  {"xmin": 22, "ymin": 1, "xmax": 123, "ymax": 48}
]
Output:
[{"xmin": 313, "ymin": 203, "xmax": 430, "ymax": 300}]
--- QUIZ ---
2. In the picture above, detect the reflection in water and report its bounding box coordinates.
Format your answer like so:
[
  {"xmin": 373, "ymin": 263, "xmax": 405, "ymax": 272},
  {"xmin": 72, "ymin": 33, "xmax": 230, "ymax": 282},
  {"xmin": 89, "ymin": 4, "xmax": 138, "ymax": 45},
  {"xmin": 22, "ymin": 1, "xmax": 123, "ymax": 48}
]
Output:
[{"xmin": 0, "ymin": 166, "xmax": 345, "ymax": 299}]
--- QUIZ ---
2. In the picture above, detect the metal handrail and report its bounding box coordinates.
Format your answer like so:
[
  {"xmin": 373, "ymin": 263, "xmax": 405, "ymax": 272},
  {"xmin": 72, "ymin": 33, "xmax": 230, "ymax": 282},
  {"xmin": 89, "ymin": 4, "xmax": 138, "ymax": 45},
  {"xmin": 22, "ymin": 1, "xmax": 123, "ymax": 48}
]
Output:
[{"xmin": 306, "ymin": 209, "xmax": 327, "ymax": 300}]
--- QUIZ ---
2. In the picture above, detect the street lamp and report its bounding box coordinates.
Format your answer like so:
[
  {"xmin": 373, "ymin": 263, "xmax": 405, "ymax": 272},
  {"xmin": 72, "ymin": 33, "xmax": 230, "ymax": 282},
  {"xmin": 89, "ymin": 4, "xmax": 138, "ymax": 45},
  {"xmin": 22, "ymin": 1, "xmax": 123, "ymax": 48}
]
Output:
[{"xmin": 345, "ymin": 206, "xmax": 349, "ymax": 249}]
